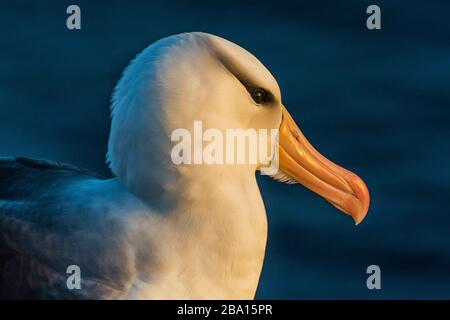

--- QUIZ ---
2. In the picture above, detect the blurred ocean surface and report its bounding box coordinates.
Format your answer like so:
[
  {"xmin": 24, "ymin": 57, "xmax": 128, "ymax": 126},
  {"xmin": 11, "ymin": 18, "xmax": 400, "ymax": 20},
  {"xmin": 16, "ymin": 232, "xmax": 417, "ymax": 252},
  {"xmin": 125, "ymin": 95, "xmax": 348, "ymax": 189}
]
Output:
[{"xmin": 0, "ymin": 0, "xmax": 449, "ymax": 298}]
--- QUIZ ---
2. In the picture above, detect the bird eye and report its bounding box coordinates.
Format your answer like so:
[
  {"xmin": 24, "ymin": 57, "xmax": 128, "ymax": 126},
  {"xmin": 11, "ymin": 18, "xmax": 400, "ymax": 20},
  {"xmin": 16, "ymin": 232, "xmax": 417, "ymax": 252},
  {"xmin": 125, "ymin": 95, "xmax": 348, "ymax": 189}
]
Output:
[{"xmin": 250, "ymin": 88, "xmax": 267, "ymax": 105}]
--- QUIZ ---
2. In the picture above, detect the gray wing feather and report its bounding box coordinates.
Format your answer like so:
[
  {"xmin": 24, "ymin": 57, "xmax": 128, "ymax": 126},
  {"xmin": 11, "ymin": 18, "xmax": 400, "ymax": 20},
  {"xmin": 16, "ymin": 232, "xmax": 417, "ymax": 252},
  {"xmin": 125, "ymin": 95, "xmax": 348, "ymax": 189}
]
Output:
[{"xmin": 0, "ymin": 158, "xmax": 136, "ymax": 299}]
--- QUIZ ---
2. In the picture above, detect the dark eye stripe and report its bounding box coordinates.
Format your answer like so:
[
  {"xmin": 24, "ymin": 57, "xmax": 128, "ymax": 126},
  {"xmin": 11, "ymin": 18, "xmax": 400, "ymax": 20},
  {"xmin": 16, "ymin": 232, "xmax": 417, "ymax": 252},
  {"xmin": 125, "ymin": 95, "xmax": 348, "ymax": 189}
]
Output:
[{"xmin": 209, "ymin": 41, "xmax": 275, "ymax": 106}]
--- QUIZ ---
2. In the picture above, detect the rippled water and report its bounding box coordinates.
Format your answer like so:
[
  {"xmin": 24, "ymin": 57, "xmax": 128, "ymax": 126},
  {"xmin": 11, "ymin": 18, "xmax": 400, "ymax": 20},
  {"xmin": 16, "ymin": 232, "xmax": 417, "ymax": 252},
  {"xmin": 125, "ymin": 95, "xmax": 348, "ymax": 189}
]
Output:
[{"xmin": 0, "ymin": 0, "xmax": 449, "ymax": 299}]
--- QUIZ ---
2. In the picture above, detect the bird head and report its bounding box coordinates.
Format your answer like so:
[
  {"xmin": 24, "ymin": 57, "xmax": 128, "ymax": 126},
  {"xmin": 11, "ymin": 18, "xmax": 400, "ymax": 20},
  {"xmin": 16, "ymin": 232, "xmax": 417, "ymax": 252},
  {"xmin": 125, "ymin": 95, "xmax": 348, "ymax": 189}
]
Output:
[{"xmin": 108, "ymin": 32, "xmax": 369, "ymax": 224}]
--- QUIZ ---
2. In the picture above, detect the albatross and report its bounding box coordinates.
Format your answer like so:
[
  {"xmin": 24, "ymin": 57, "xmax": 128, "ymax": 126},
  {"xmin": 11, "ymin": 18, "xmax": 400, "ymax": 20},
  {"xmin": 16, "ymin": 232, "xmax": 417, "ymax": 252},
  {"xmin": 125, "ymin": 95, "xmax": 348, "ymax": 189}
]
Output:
[{"xmin": 0, "ymin": 32, "xmax": 370, "ymax": 299}]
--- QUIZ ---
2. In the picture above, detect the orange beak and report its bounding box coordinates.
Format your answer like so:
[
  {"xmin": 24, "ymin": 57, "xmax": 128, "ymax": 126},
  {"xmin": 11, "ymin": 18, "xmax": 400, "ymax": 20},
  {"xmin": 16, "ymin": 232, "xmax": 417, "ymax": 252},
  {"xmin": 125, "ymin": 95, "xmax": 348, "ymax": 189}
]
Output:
[{"xmin": 278, "ymin": 106, "xmax": 370, "ymax": 225}]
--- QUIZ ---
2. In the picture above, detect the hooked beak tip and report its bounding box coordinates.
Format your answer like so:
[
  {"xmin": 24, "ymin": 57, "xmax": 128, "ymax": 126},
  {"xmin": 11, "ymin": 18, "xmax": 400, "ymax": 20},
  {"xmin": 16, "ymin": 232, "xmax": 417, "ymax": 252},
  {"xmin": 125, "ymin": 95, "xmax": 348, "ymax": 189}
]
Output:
[{"xmin": 350, "ymin": 177, "xmax": 370, "ymax": 225}]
